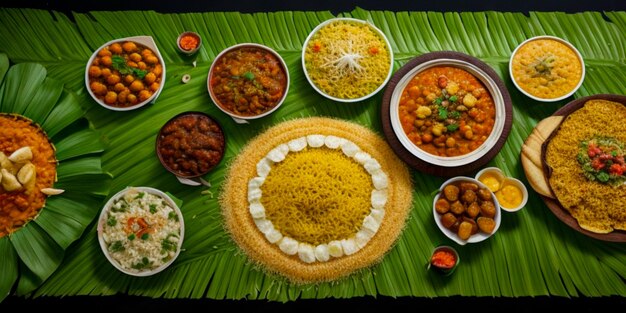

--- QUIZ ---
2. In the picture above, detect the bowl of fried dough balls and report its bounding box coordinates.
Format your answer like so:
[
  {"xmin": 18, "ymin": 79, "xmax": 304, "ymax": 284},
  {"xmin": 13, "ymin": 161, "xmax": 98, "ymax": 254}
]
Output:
[
  {"xmin": 433, "ymin": 176, "xmax": 501, "ymax": 245},
  {"xmin": 86, "ymin": 36, "xmax": 166, "ymax": 111}
]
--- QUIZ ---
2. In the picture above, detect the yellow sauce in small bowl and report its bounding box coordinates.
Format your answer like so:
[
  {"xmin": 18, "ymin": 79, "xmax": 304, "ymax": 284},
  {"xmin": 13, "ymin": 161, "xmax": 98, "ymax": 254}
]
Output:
[
  {"xmin": 476, "ymin": 168, "xmax": 527, "ymax": 212},
  {"xmin": 479, "ymin": 172, "xmax": 502, "ymax": 192},
  {"xmin": 496, "ymin": 183, "xmax": 523, "ymax": 209}
]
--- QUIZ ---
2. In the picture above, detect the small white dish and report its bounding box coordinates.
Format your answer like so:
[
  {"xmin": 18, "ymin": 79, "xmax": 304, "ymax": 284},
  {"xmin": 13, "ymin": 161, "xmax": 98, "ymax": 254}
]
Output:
[
  {"xmin": 475, "ymin": 167, "xmax": 528, "ymax": 213},
  {"xmin": 177, "ymin": 31, "xmax": 202, "ymax": 55},
  {"xmin": 475, "ymin": 167, "xmax": 506, "ymax": 193},
  {"xmin": 433, "ymin": 176, "xmax": 501, "ymax": 245},
  {"xmin": 496, "ymin": 177, "xmax": 529, "ymax": 213}
]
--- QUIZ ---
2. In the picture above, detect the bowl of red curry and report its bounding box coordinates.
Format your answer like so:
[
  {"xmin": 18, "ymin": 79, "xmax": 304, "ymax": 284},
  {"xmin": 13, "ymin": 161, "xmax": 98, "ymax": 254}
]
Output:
[
  {"xmin": 156, "ymin": 112, "xmax": 226, "ymax": 179},
  {"xmin": 208, "ymin": 43, "xmax": 289, "ymax": 123},
  {"xmin": 381, "ymin": 51, "xmax": 513, "ymax": 177}
]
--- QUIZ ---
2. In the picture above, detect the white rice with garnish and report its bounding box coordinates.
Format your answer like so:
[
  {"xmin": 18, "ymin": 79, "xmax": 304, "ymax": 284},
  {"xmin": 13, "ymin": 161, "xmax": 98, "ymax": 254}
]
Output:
[{"xmin": 100, "ymin": 188, "xmax": 182, "ymax": 273}]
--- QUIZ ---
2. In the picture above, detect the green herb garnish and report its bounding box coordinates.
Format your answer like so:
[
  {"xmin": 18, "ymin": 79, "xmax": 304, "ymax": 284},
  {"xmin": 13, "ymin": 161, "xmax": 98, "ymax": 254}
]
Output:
[
  {"xmin": 107, "ymin": 217, "xmax": 117, "ymax": 227},
  {"xmin": 141, "ymin": 233, "xmax": 150, "ymax": 240},
  {"xmin": 131, "ymin": 257, "xmax": 152, "ymax": 270},
  {"xmin": 109, "ymin": 241, "xmax": 124, "ymax": 252},
  {"xmin": 149, "ymin": 204, "xmax": 157, "ymax": 214},
  {"xmin": 168, "ymin": 211, "xmax": 179, "ymax": 221},
  {"xmin": 135, "ymin": 192, "xmax": 145, "ymax": 199},
  {"xmin": 449, "ymin": 95, "xmax": 458, "ymax": 102},
  {"xmin": 437, "ymin": 106, "xmax": 448, "ymax": 120},
  {"xmin": 446, "ymin": 124, "xmax": 460, "ymax": 132},
  {"xmin": 128, "ymin": 233, "xmax": 136, "ymax": 241},
  {"xmin": 111, "ymin": 55, "xmax": 147, "ymax": 79},
  {"xmin": 433, "ymin": 97, "xmax": 443, "ymax": 105},
  {"xmin": 243, "ymin": 71, "xmax": 255, "ymax": 80}
]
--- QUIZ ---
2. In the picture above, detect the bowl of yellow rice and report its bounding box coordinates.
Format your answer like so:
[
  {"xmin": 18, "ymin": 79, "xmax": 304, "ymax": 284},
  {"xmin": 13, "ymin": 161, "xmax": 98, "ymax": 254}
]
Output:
[{"xmin": 302, "ymin": 18, "xmax": 394, "ymax": 103}]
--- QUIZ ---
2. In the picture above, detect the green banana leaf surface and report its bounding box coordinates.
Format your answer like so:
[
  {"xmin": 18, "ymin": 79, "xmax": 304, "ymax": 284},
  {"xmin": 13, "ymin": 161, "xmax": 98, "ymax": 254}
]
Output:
[{"xmin": 0, "ymin": 7, "xmax": 624, "ymax": 302}]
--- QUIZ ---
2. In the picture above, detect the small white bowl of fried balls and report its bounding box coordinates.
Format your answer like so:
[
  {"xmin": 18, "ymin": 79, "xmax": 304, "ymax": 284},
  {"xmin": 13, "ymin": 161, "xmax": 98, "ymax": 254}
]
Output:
[
  {"xmin": 433, "ymin": 176, "xmax": 501, "ymax": 245},
  {"xmin": 86, "ymin": 36, "xmax": 166, "ymax": 111}
]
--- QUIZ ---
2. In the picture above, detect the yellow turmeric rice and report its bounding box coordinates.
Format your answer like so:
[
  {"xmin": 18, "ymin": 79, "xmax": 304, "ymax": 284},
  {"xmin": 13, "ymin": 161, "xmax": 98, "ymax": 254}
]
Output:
[
  {"xmin": 220, "ymin": 117, "xmax": 413, "ymax": 283},
  {"xmin": 303, "ymin": 19, "xmax": 392, "ymax": 99}
]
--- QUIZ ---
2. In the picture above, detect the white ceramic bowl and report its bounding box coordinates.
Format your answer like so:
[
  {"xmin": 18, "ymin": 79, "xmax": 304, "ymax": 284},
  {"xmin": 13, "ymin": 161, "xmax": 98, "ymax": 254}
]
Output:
[
  {"xmin": 475, "ymin": 167, "xmax": 506, "ymax": 192},
  {"xmin": 97, "ymin": 186, "xmax": 184, "ymax": 276},
  {"xmin": 433, "ymin": 176, "xmax": 501, "ymax": 245},
  {"xmin": 509, "ymin": 35, "xmax": 585, "ymax": 102},
  {"xmin": 389, "ymin": 58, "xmax": 507, "ymax": 168},
  {"xmin": 208, "ymin": 43, "xmax": 289, "ymax": 124},
  {"xmin": 475, "ymin": 167, "xmax": 528, "ymax": 212},
  {"xmin": 301, "ymin": 17, "xmax": 394, "ymax": 103},
  {"xmin": 85, "ymin": 36, "xmax": 166, "ymax": 111},
  {"xmin": 496, "ymin": 177, "xmax": 529, "ymax": 213}
]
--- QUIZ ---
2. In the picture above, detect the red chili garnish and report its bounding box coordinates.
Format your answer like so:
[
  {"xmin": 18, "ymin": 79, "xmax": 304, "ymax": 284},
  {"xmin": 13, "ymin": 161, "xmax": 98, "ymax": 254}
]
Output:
[
  {"xmin": 312, "ymin": 42, "xmax": 321, "ymax": 53},
  {"xmin": 609, "ymin": 163, "xmax": 624, "ymax": 175}
]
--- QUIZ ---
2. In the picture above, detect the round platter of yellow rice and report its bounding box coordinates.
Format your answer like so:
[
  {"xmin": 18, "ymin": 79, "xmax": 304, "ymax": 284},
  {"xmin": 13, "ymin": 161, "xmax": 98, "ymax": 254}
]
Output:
[
  {"xmin": 537, "ymin": 94, "xmax": 626, "ymax": 242},
  {"xmin": 220, "ymin": 117, "xmax": 413, "ymax": 283}
]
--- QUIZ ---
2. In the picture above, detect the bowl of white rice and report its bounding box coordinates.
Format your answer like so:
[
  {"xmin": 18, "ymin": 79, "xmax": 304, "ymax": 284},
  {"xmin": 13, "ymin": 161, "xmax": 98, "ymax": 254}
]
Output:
[{"xmin": 97, "ymin": 186, "xmax": 184, "ymax": 276}]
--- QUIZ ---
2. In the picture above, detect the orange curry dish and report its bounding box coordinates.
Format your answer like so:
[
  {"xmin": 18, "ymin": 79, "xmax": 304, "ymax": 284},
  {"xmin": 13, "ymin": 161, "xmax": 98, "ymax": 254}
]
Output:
[
  {"xmin": 0, "ymin": 114, "xmax": 57, "ymax": 237},
  {"xmin": 398, "ymin": 66, "xmax": 496, "ymax": 157}
]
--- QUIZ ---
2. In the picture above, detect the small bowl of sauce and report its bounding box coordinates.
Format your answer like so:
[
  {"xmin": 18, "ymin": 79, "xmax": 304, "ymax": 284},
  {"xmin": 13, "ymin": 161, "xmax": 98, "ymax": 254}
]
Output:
[
  {"xmin": 177, "ymin": 31, "xmax": 202, "ymax": 55},
  {"xmin": 428, "ymin": 245, "xmax": 459, "ymax": 275},
  {"xmin": 476, "ymin": 167, "xmax": 528, "ymax": 212}
]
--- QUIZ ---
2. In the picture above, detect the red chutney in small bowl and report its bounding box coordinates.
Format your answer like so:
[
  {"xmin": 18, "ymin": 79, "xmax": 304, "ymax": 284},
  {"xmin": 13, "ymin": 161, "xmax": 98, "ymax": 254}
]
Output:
[
  {"xmin": 156, "ymin": 112, "xmax": 225, "ymax": 178},
  {"xmin": 208, "ymin": 44, "xmax": 288, "ymax": 118}
]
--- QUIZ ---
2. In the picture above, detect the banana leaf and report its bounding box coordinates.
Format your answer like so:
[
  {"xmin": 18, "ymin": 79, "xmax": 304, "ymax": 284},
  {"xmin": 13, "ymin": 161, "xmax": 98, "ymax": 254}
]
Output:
[
  {"xmin": 0, "ymin": 7, "xmax": 624, "ymax": 303},
  {"xmin": 0, "ymin": 55, "xmax": 111, "ymax": 301}
]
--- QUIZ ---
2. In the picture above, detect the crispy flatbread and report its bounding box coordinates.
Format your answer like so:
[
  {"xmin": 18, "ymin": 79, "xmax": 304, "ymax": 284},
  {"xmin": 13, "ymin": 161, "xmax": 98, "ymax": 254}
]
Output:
[{"xmin": 521, "ymin": 116, "xmax": 562, "ymax": 198}]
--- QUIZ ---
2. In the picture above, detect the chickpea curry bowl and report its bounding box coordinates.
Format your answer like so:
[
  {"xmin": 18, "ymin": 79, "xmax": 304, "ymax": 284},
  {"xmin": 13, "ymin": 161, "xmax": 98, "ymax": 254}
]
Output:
[
  {"xmin": 388, "ymin": 52, "xmax": 511, "ymax": 170},
  {"xmin": 208, "ymin": 43, "xmax": 289, "ymax": 121},
  {"xmin": 86, "ymin": 36, "xmax": 166, "ymax": 111}
]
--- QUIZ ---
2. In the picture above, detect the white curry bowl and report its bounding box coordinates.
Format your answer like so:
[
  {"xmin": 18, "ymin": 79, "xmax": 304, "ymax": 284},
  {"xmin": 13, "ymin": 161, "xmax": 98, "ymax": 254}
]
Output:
[
  {"xmin": 389, "ymin": 58, "xmax": 507, "ymax": 168},
  {"xmin": 85, "ymin": 36, "xmax": 166, "ymax": 111}
]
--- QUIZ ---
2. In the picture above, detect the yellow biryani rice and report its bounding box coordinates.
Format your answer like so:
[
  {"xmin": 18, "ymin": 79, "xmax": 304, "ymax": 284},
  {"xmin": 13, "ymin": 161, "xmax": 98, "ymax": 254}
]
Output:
[
  {"xmin": 220, "ymin": 117, "xmax": 413, "ymax": 283},
  {"xmin": 303, "ymin": 19, "xmax": 391, "ymax": 99},
  {"xmin": 546, "ymin": 100, "xmax": 626, "ymax": 233}
]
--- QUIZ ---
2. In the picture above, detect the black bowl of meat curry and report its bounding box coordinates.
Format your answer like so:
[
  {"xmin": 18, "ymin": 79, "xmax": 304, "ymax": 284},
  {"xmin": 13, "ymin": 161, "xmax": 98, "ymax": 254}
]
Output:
[{"xmin": 156, "ymin": 112, "xmax": 226, "ymax": 178}]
